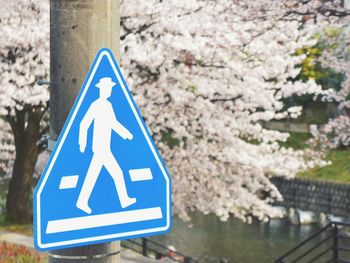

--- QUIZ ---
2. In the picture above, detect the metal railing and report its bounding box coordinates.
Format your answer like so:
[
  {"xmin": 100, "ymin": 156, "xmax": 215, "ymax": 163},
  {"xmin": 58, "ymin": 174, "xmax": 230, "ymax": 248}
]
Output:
[
  {"xmin": 276, "ymin": 221, "xmax": 350, "ymax": 263},
  {"xmin": 122, "ymin": 237, "xmax": 197, "ymax": 262}
]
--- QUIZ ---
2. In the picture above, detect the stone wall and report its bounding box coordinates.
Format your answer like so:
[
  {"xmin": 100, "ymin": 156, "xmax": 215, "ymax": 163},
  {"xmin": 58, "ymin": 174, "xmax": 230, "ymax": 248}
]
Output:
[
  {"xmin": 263, "ymin": 121, "xmax": 310, "ymax": 133},
  {"xmin": 271, "ymin": 177, "xmax": 350, "ymax": 217}
]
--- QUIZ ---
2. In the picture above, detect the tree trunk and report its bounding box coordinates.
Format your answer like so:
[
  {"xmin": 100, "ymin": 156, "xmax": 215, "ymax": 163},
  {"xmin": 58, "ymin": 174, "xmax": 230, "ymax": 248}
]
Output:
[
  {"xmin": 6, "ymin": 140, "xmax": 38, "ymax": 223},
  {"xmin": 6, "ymin": 108, "xmax": 44, "ymax": 223}
]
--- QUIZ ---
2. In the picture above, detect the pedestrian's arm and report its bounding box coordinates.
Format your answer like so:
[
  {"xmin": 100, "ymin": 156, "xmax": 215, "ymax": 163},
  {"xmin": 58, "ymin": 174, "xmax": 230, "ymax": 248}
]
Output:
[
  {"xmin": 79, "ymin": 105, "xmax": 94, "ymax": 152},
  {"xmin": 112, "ymin": 119, "xmax": 133, "ymax": 140}
]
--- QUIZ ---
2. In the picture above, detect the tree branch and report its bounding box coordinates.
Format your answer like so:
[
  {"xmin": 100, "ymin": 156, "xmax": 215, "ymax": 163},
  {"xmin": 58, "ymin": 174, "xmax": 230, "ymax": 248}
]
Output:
[{"xmin": 121, "ymin": 20, "xmax": 156, "ymax": 40}]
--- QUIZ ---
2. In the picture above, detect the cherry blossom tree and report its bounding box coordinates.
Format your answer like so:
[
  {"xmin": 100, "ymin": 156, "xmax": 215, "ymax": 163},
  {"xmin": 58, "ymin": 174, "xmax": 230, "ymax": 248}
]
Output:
[
  {"xmin": 120, "ymin": 0, "xmax": 346, "ymax": 221},
  {"xmin": 0, "ymin": 120, "xmax": 14, "ymax": 177},
  {"xmin": 0, "ymin": 0, "xmax": 49, "ymax": 223},
  {"xmin": 0, "ymin": 0, "xmax": 346, "ymax": 223},
  {"xmin": 276, "ymin": 2, "xmax": 350, "ymax": 151},
  {"xmin": 309, "ymin": 24, "xmax": 350, "ymax": 150}
]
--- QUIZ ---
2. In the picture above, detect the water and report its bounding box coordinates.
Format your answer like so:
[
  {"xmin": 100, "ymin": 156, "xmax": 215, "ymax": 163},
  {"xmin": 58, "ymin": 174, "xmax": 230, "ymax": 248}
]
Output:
[{"xmin": 150, "ymin": 212, "xmax": 324, "ymax": 263}]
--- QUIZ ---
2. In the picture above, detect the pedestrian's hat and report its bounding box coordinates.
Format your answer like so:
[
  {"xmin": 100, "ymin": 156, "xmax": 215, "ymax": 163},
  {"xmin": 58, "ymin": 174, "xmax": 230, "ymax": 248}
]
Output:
[
  {"xmin": 167, "ymin": 245, "xmax": 176, "ymax": 252},
  {"xmin": 95, "ymin": 77, "xmax": 116, "ymax": 89}
]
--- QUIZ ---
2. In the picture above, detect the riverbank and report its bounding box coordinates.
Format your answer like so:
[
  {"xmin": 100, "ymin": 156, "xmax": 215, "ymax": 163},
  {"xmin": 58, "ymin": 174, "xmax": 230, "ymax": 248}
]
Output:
[
  {"xmin": 298, "ymin": 149, "xmax": 350, "ymax": 183},
  {"xmin": 279, "ymin": 132, "xmax": 350, "ymax": 184},
  {"xmin": 272, "ymin": 176, "xmax": 350, "ymax": 219}
]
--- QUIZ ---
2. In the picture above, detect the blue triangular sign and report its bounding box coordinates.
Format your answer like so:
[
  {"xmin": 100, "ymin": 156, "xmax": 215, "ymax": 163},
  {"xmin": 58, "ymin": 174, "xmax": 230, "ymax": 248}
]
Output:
[{"xmin": 34, "ymin": 48, "xmax": 172, "ymax": 251}]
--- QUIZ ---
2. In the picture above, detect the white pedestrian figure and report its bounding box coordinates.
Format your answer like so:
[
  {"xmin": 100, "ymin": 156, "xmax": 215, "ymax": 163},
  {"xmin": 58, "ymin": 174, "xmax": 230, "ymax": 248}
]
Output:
[{"xmin": 76, "ymin": 77, "xmax": 136, "ymax": 214}]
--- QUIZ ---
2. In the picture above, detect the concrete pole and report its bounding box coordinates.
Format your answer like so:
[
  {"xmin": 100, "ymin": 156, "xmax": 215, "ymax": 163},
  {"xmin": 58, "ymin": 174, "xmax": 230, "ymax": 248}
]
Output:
[
  {"xmin": 49, "ymin": 0, "xmax": 120, "ymax": 262},
  {"xmin": 345, "ymin": 0, "xmax": 350, "ymax": 10}
]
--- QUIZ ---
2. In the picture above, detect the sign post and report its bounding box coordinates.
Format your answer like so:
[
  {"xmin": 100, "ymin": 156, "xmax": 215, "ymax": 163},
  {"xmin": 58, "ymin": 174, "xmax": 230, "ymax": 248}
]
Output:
[{"xmin": 47, "ymin": 0, "xmax": 120, "ymax": 260}]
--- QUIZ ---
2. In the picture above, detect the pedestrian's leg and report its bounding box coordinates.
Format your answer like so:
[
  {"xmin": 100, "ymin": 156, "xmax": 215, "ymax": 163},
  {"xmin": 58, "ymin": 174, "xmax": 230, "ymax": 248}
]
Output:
[
  {"xmin": 104, "ymin": 153, "xmax": 136, "ymax": 208},
  {"xmin": 76, "ymin": 155, "xmax": 103, "ymax": 214}
]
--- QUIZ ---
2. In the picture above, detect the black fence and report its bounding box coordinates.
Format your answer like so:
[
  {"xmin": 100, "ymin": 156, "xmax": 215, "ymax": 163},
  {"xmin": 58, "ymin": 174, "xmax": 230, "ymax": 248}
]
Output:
[
  {"xmin": 276, "ymin": 221, "xmax": 350, "ymax": 263},
  {"xmin": 122, "ymin": 238, "xmax": 197, "ymax": 262}
]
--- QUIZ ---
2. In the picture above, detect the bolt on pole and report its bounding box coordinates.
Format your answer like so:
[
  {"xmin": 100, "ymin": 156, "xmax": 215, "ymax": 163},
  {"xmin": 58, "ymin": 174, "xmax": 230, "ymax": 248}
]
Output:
[{"xmin": 49, "ymin": 0, "xmax": 120, "ymax": 262}]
